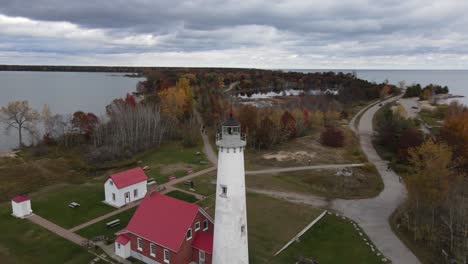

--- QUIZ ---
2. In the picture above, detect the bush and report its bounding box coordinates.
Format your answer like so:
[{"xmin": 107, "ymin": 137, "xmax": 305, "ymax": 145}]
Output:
[{"xmin": 320, "ymin": 126, "xmax": 345, "ymax": 147}]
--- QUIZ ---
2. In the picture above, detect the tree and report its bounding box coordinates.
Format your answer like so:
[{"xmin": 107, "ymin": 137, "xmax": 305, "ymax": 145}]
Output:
[
  {"xmin": 280, "ymin": 111, "xmax": 297, "ymax": 139},
  {"xmin": 71, "ymin": 111, "xmax": 99, "ymax": 139},
  {"xmin": 320, "ymin": 126, "xmax": 345, "ymax": 147},
  {"xmin": 397, "ymin": 128, "xmax": 424, "ymax": 162},
  {"xmin": 440, "ymin": 104, "xmax": 468, "ymax": 170},
  {"xmin": 0, "ymin": 101, "xmax": 40, "ymax": 147},
  {"xmin": 407, "ymin": 139, "xmax": 453, "ymax": 241}
]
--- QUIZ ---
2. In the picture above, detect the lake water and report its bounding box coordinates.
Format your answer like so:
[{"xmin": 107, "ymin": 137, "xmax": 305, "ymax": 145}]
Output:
[{"xmin": 0, "ymin": 71, "xmax": 144, "ymax": 151}]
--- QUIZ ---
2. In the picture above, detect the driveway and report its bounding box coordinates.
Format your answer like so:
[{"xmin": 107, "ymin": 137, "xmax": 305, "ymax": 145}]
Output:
[{"xmin": 332, "ymin": 95, "xmax": 420, "ymax": 264}]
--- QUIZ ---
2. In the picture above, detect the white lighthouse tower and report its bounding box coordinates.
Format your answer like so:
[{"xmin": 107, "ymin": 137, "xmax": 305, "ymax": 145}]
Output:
[{"xmin": 212, "ymin": 114, "xmax": 249, "ymax": 264}]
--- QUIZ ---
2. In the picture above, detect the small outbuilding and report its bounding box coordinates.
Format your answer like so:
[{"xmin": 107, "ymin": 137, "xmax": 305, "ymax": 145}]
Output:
[
  {"xmin": 115, "ymin": 234, "xmax": 131, "ymax": 259},
  {"xmin": 105, "ymin": 167, "xmax": 148, "ymax": 208},
  {"xmin": 11, "ymin": 195, "xmax": 33, "ymax": 218}
]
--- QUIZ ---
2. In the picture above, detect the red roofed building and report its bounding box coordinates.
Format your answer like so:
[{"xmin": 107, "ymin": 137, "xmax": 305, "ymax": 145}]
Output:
[
  {"xmin": 115, "ymin": 193, "xmax": 214, "ymax": 264},
  {"xmin": 105, "ymin": 167, "xmax": 148, "ymax": 208},
  {"xmin": 11, "ymin": 195, "xmax": 32, "ymax": 218}
]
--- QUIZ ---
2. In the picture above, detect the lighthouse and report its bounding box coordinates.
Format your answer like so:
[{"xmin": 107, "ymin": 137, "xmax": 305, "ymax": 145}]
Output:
[{"xmin": 212, "ymin": 114, "xmax": 249, "ymax": 264}]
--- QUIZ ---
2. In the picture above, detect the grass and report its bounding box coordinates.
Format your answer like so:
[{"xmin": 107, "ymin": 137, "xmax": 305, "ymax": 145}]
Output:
[
  {"xmin": 77, "ymin": 208, "xmax": 137, "ymax": 240},
  {"xmin": 32, "ymin": 183, "xmax": 115, "ymax": 229},
  {"xmin": 0, "ymin": 204, "xmax": 95, "ymax": 264},
  {"xmin": 246, "ymin": 166, "xmax": 383, "ymax": 199},
  {"xmin": 273, "ymin": 213, "xmax": 384, "ymax": 264},
  {"xmin": 135, "ymin": 141, "xmax": 209, "ymax": 184},
  {"xmin": 166, "ymin": 190, "xmax": 199, "ymax": 203},
  {"xmin": 0, "ymin": 153, "xmax": 90, "ymax": 202},
  {"xmin": 175, "ymin": 171, "xmax": 216, "ymax": 196},
  {"xmin": 196, "ymin": 192, "xmax": 322, "ymax": 263}
]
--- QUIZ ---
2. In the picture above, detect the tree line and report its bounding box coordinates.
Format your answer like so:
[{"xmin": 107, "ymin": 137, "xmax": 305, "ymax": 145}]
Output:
[{"xmin": 376, "ymin": 102, "xmax": 468, "ymax": 262}]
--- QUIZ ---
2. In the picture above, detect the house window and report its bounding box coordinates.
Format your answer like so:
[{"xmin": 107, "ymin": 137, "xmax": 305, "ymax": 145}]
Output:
[
  {"xmin": 164, "ymin": 249, "xmax": 170, "ymax": 263},
  {"xmin": 110, "ymin": 181, "xmax": 113, "ymax": 185},
  {"xmin": 134, "ymin": 189, "xmax": 138, "ymax": 198},
  {"xmin": 137, "ymin": 237, "xmax": 143, "ymax": 251},
  {"xmin": 186, "ymin": 228, "xmax": 192, "ymax": 240},
  {"xmin": 241, "ymin": 225, "xmax": 246, "ymax": 234},
  {"xmin": 150, "ymin": 243, "xmax": 156, "ymax": 257},
  {"xmin": 112, "ymin": 193, "xmax": 116, "ymax": 201},
  {"xmin": 195, "ymin": 222, "xmax": 200, "ymax": 231},
  {"xmin": 117, "ymin": 243, "xmax": 121, "ymax": 249},
  {"xmin": 220, "ymin": 185, "xmax": 227, "ymax": 197},
  {"xmin": 203, "ymin": 220, "xmax": 208, "ymax": 231}
]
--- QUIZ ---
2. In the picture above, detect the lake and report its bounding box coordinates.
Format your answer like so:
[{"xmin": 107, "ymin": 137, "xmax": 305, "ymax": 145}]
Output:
[{"xmin": 0, "ymin": 71, "xmax": 144, "ymax": 151}]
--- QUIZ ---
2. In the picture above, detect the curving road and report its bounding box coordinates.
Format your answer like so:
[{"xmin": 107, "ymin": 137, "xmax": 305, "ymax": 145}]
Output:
[{"xmin": 332, "ymin": 95, "xmax": 420, "ymax": 264}]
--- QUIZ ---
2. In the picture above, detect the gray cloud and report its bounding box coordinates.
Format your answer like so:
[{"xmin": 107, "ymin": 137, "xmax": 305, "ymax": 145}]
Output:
[{"xmin": 0, "ymin": 0, "xmax": 467, "ymax": 68}]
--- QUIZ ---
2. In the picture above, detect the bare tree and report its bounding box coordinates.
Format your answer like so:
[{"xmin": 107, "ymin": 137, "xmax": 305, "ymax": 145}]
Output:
[{"xmin": 0, "ymin": 101, "xmax": 40, "ymax": 147}]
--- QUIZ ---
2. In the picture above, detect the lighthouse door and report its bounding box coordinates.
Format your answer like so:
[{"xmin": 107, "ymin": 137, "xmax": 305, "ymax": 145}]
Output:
[{"xmin": 199, "ymin": 250, "xmax": 205, "ymax": 264}]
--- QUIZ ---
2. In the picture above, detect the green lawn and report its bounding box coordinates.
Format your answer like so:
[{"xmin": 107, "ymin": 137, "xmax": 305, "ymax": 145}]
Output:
[
  {"xmin": 175, "ymin": 172, "xmax": 216, "ymax": 196},
  {"xmin": 166, "ymin": 190, "xmax": 199, "ymax": 203},
  {"xmin": 197, "ymin": 192, "xmax": 322, "ymax": 264},
  {"xmin": 273, "ymin": 213, "xmax": 384, "ymax": 264},
  {"xmin": 0, "ymin": 204, "xmax": 95, "ymax": 264},
  {"xmin": 77, "ymin": 208, "xmax": 137, "ymax": 240},
  {"xmin": 135, "ymin": 141, "xmax": 210, "ymax": 184},
  {"xmin": 32, "ymin": 183, "xmax": 115, "ymax": 229},
  {"xmin": 246, "ymin": 166, "xmax": 383, "ymax": 200}
]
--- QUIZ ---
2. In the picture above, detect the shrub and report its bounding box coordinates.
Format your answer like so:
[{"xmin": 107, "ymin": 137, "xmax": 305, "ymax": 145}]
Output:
[{"xmin": 320, "ymin": 126, "xmax": 345, "ymax": 147}]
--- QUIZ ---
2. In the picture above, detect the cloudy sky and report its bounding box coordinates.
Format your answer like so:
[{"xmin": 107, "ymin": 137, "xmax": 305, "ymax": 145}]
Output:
[{"xmin": 1, "ymin": 0, "xmax": 468, "ymax": 69}]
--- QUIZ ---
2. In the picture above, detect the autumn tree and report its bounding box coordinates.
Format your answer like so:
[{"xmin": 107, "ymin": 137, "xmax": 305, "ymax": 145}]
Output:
[
  {"xmin": 439, "ymin": 103, "xmax": 468, "ymax": 170},
  {"xmin": 280, "ymin": 111, "xmax": 297, "ymax": 139},
  {"xmin": 159, "ymin": 77, "xmax": 193, "ymax": 122},
  {"xmin": 0, "ymin": 101, "xmax": 40, "ymax": 147},
  {"xmin": 406, "ymin": 139, "xmax": 453, "ymax": 241},
  {"xmin": 256, "ymin": 116, "xmax": 278, "ymax": 149},
  {"xmin": 320, "ymin": 126, "xmax": 345, "ymax": 147},
  {"xmin": 72, "ymin": 111, "xmax": 99, "ymax": 139},
  {"xmin": 397, "ymin": 127, "xmax": 425, "ymax": 162}
]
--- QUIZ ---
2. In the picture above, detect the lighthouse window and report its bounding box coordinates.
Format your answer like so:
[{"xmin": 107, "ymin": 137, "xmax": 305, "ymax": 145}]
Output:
[
  {"xmin": 220, "ymin": 185, "xmax": 227, "ymax": 197},
  {"xmin": 241, "ymin": 225, "xmax": 246, "ymax": 234}
]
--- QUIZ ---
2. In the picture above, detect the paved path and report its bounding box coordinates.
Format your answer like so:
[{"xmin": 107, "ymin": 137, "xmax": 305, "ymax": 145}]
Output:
[
  {"xmin": 69, "ymin": 201, "xmax": 142, "ymax": 232},
  {"xmin": 246, "ymin": 163, "xmax": 364, "ymax": 175},
  {"xmin": 332, "ymin": 95, "xmax": 420, "ymax": 264},
  {"xmin": 28, "ymin": 214, "xmax": 87, "ymax": 245},
  {"xmin": 194, "ymin": 109, "xmax": 218, "ymax": 165}
]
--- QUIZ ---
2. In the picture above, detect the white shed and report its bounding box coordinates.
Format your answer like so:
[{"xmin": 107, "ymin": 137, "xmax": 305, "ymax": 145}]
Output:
[
  {"xmin": 115, "ymin": 234, "xmax": 131, "ymax": 259},
  {"xmin": 104, "ymin": 167, "xmax": 148, "ymax": 208},
  {"xmin": 11, "ymin": 195, "xmax": 32, "ymax": 218}
]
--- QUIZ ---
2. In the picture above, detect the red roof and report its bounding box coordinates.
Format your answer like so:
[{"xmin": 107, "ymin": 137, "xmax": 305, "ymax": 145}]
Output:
[
  {"xmin": 116, "ymin": 234, "xmax": 131, "ymax": 245},
  {"xmin": 192, "ymin": 231, "xmax": 213, "ymax": 254},
  {"xmin": 122, "ymin": 193, "xmax": 201, "ymax": 252},
  {"xmin": 108, "ymin": 167, "xmax": 148, "ymax": 189},
  {"xmin": 12, "ymin": 195, "xmax": 30, "ymax": 203}
]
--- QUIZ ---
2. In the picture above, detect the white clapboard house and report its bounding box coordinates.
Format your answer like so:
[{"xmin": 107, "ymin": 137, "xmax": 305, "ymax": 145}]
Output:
[{"xmin": 105, "ymin": 167, "xmax": 148, "ymax": 208}]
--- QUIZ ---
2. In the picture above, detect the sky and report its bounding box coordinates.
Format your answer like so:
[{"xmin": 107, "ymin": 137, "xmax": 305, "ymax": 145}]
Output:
[{"xmin": 1, "ymin": 0, "xmax": 468, "ymax": 69}]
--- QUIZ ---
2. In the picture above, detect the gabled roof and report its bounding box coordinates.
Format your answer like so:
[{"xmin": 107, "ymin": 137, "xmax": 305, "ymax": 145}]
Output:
[
  {"xmin": 108, "ymin": 167, "xmax": 148, "ymax": 189},
  {"xmin": 11, "ymin": 195, "xmax": 30, "ymax": 203},
  {"xmin": 192, "ymin": 231, "xmax": 213, "ymax": 254},
  {"xmin": 116, "ymin": 234, "xmax": 131, "ymax": 245},
  {"xmin": 120, "ymin": 193, "xmax": 202, "ymax": 252}
]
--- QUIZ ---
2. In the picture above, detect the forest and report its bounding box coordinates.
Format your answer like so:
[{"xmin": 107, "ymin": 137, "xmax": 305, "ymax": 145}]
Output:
[{"xmin": 375, "ymin": 101, "xmax": 468, "ymax": 263}]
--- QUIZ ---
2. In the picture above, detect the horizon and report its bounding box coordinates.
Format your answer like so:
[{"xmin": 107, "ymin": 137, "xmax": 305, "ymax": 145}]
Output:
[{"xmin": 1, "ymin": 1, "xmax": 468, "ymax": 69}]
